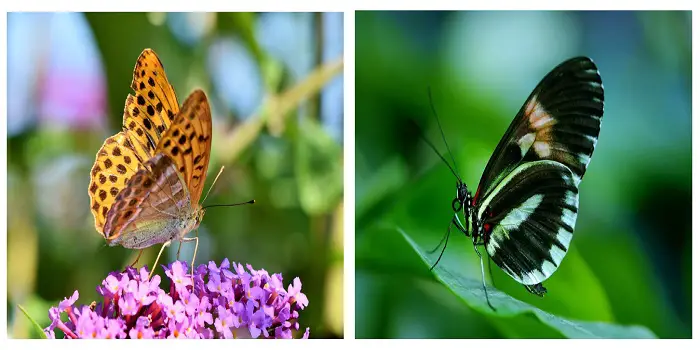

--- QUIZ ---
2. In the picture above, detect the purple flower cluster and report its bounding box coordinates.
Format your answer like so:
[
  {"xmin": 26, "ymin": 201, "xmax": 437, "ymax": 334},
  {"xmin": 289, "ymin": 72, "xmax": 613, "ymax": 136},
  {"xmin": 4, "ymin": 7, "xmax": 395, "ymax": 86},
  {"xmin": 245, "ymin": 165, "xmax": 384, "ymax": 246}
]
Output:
[{"xmin": 44, "ymin": 259, "xmax": 310, "ymax": 339}]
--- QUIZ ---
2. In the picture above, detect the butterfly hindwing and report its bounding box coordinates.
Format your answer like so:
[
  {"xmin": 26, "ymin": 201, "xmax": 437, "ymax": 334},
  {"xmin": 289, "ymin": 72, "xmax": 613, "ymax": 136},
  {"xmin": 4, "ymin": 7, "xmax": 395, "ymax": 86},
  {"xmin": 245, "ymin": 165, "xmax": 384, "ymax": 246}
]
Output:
[
  {"xmin": 475, "ymin": 57, "xmax": 604, "ymax": 204},
  {"xmin": 103, "ymin": 153, "xmax": 190, "ymax": 249},
  {"xmin": 479, "ymin": 160, "xmax": 578, "ymax": 286}
]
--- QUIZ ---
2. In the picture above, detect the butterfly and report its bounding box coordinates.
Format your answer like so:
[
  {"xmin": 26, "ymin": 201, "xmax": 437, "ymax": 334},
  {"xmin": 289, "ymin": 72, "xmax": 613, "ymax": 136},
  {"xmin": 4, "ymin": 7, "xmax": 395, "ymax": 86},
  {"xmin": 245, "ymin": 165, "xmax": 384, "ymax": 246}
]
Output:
[
  {"xmin": 426, "ymin": 57, "xmax": 605, "ymax": 310},
  {"xmin": 88, "ymin": 49, "xmax": 253, "ymax": 278}
]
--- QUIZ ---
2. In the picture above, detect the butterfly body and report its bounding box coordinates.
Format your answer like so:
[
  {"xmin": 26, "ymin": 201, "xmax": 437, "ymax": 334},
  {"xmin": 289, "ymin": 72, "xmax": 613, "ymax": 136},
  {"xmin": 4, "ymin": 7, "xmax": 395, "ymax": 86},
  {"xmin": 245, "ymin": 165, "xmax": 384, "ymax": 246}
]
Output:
[
  {"xmin": 430, "ymin": 57, "xmax": 604, "ymax": 304},
  {"xmin": 105, "ymin": 201, "xmax": 205, "ymax": 250},
  {"xmin": 106, "ymin": 211, "xmax": 199, "ymax": 249}
]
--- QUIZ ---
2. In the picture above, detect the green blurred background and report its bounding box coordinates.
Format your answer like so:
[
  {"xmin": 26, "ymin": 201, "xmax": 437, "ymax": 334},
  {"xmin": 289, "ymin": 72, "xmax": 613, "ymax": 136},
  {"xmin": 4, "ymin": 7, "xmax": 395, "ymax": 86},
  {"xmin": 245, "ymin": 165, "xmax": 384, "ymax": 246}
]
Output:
[
  {"xmin": 355, "ymin": 11, "xmax": 690, "ymax": 338},
  {"xmin": 7, "ymin": 12, "xmax": 344, "ymax": 339}
]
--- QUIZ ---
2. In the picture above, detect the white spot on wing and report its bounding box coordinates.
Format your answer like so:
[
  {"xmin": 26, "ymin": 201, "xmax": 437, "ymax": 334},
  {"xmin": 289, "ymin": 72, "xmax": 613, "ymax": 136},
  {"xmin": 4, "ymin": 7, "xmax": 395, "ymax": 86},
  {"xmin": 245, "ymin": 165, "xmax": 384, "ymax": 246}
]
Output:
[
  {"xmin": 526, "ymin": 97, "xmax": 555, "ymax": 129},
  {"xmin": 561, "ymin": 206, "xmax": 578, "ymax": 232},
  {"xmin": 550, "ymin": 245, "xmax": 567, "ymax": 265},
  {"xmin": 518, "ymin": 133, "xmax": 536, "ymax": 157},
  {"xmin": 557, "ymin": 226, "xmax": 574, "ymax": 248},
  {"xmin": 579, "ymin": 153, "xmax": 591, "ymax": 168},
  {"xmin": 565, "ymin": 190, "xmax": 578, "ymax": 208},
  {"xmin": 541, "ymin": 261, "xmax": 558, "ymax": 277},
  {"xmin": 486, "ymin": 237, "xmax": 500, "ymax": 256},
  {"xmin": 518, "ymin": 269, "xmax": 547, "ymax": 285},
  {"xmin": 533, "ymin": 141, "xmax": 551, "ymax": 157}
]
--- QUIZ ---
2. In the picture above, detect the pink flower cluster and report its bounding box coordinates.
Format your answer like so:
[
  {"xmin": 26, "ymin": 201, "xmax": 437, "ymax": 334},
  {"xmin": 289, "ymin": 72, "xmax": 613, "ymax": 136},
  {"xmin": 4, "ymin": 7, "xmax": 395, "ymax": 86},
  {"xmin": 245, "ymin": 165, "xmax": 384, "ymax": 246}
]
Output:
[{"xmin": 44, "ymin": 259, "xmax": 310, "ymax": 339}]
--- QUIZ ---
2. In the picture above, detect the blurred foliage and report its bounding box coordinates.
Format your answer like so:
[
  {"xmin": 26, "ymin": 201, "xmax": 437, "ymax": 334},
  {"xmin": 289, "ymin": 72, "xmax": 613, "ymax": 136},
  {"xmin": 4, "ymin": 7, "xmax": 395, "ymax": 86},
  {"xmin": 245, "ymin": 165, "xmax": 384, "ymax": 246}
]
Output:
[
  {"xmin": 7, "ymin": 12, "xmax": 343, "ymax": 339},
  {"xmin": 355, "ymin": 11, "xmax": 690, "ymax": 339}
]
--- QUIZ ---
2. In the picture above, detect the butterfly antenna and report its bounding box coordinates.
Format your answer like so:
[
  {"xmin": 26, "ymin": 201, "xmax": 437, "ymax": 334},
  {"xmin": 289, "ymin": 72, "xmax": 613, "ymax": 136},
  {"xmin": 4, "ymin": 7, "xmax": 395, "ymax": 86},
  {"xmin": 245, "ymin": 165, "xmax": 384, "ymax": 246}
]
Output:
[
  {"xmin": 203, "ymin": 200, "xmax": 255, "ymax": 209},
  {"xmin": 200, "ymin": 165, "xmax": 256, "ymax": 209},
  {"xmin": 415, "ymin": 87, "xmax": 462, "ymax": 181},
  {"xmin": 202, "ymin": 165, "xmax": 226, "ymax": 205},
  {"xmin": 88, "ymin": 241, "xmax": 110, "ymax": 262},
  {"xmin": 96, "ymin": 242, "xmax": 109, "ymax": 253}
]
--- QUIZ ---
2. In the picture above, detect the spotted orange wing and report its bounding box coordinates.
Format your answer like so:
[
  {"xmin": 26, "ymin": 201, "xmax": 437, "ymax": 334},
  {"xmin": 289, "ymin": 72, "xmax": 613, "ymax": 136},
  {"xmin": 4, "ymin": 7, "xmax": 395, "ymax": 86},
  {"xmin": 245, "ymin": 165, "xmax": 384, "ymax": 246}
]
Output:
[
  {"xmin": 154, "ymin": 89, "xmax": 213, "ymax": 205},
  {"xmin": 123, "ymin": 48, "xmax": 180, "ymax": 155},
  {"xmin": 88, "ymin": 48, "xmax": 180, "ymax": 234}
]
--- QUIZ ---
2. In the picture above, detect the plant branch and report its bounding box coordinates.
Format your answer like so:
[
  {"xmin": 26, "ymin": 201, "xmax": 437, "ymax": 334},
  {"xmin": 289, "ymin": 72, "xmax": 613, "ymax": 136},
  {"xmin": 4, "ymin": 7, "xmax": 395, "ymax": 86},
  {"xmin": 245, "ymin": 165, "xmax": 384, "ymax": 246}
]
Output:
[{"xmin": 214, "ymin": 56, "xmax": 344, "ymax": 165}]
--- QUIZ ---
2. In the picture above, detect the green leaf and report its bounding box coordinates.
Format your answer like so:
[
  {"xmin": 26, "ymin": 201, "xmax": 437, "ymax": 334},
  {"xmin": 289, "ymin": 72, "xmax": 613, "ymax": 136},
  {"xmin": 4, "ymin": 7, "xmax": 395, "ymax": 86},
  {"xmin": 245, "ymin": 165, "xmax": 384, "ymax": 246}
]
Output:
[
  {"xmin": 17, "ymin": 304, "xmax": 48, "ymax": 339},
  {"xmin": 396, "ymin": 227, "xmax": 657, "ymax": 339}
]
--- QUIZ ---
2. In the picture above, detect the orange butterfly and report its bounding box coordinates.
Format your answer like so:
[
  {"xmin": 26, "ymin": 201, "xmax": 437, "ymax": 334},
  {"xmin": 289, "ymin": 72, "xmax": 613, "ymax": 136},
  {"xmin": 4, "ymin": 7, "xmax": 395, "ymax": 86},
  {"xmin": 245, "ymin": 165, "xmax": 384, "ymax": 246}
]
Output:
[{"xmin": 88, "ymin": 49, "xmax": 252, "ymax": 277}]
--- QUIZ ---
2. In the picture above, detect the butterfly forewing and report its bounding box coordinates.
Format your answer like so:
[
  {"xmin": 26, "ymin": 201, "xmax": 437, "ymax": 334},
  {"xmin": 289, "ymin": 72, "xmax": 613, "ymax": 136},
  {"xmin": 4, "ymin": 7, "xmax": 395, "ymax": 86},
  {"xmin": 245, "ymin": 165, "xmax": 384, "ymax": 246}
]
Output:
[
  {"xmin": 474, "ymin": 57, "xmax": 604, "ymax": 204},
  {"xmin": 123, "ymin": 49, "xmax": 181, "ymax": 156},
  {"xmin": 480, "ymin": 160, "xmax": 579, "ymax": 286},
  {"xmin": 89, "ymin": 49, "xmax": 181, "ymax": 234}
]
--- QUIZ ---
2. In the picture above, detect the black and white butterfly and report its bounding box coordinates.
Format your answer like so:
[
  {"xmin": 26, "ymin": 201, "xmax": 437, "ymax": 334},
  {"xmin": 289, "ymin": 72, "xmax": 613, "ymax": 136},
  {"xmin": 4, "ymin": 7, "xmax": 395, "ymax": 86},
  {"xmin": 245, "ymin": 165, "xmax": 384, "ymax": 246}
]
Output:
[{"xmin": 426, "ymin": 57, "xmax": 604, "ymax": 310}]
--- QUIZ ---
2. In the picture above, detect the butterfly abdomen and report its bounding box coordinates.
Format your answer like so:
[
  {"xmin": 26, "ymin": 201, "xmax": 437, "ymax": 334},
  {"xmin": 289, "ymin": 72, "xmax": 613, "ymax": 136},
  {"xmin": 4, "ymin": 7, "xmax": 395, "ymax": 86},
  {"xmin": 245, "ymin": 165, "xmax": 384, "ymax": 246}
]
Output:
[{"xmin": 107, "ymin": 219, "xmax": 181, "ymax": 249}]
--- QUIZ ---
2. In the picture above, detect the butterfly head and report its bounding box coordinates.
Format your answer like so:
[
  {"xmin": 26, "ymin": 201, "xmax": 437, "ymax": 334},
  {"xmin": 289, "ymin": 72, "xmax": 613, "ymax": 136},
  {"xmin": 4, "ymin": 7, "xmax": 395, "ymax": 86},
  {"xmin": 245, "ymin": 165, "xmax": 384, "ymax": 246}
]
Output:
[
  {"xmin": 177, "ymin": 205, "xmax": 206, "ymax": 237},
  {"xmin": 452, "ymin": 180, "xmax": 472, "ymax": 213},
  {"xmin": 194, "ymin": 205, "xmax": 206, "ymax": 227}
]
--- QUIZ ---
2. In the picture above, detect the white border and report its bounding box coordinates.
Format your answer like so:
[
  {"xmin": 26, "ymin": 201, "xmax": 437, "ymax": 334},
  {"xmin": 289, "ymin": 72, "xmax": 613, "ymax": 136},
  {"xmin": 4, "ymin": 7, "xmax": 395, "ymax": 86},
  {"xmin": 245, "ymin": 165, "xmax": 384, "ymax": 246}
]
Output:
[
  {"xmin": 691, "ymin": 6, "xmax": 698, "ymax": 343},
  {"xmin": 2, "ymin": 0, "xmax": 699, "ymax": 11},
  {"xmin": 2, "ymin": 2, "xmax": 8, "ymax": 344},
  {"xmin": 2, "ymin": 0, "xmax": 700, "ymax": 348},
  {"xmin": 342, "ymin": 10, "xmax": 356, "ymax": 341}
]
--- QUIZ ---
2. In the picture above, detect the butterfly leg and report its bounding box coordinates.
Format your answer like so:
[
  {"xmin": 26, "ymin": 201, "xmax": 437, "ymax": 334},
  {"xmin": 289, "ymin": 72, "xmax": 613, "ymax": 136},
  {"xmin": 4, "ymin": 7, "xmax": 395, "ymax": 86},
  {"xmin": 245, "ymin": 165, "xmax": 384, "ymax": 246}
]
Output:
[
  {"xmin": 429, "ymin": 221, "xmax": 452, "ymax": 270},
  {"xmin": 176, "ymin": 241, "xmax": 183, "ymax": 260},
  {"xmin": 474, "ymin": 240, "xmax": 497, "ymax": 289},
  {"xmin": 430, "ymin": 214, "xmax": 468, "ymax": 270},
  {"xmin": 181, "ymin": 233, "xmax": 199, "ymax": 276},
  {"xmin": 129, "ymin": 249, "xmax": 144, "ymax": 267},
  {"xmin": 487, "ymin": 253, "xmax": 497, "ymax": 289},
  {"xmin": 148, "ymin": 241, "xmax": 172, "ymax": 280},
  {"xmin": 450, "ymin": 218, "xmax": 497, "ymax": 310},
  {"xmin": 472, "ymin": 244, "xmax": 496, "ymax": 311},
  {"xmin": 429, "ymin": 222, "xmax": 451, "ymax": 254}
]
